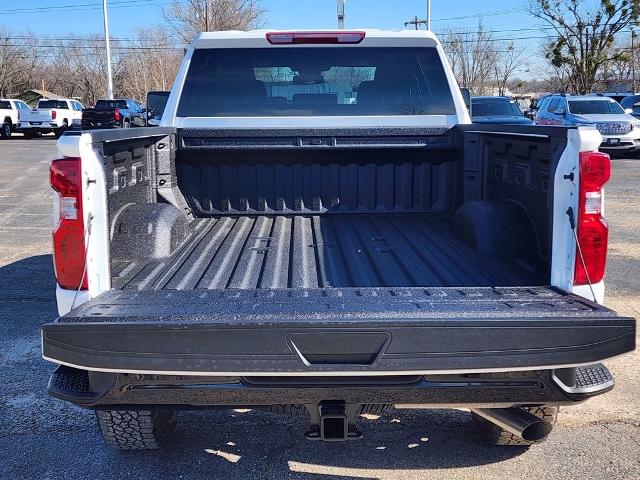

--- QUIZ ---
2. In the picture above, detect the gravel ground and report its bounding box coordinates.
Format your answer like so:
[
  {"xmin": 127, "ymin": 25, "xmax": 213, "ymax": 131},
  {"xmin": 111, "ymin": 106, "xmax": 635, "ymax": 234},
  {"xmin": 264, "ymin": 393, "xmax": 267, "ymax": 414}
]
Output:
[{"xmin": 0, "ymin": 137, "xmax": 638, "ymax": 480}]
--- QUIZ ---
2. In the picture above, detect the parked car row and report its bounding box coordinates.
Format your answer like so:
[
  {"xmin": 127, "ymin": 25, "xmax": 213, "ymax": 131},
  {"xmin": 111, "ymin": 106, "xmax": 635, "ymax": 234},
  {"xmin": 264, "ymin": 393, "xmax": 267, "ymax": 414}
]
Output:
[
  {"xmin": 535, "ymin": 94, "xmax": 640, "ymax": 156},
  {"xmin": 0, "ymin": 91, "xmax": 170, "ymax": 139},
  {"xmin": 471, "ymin": 93, "xmax": 640, "ymax": 157}
]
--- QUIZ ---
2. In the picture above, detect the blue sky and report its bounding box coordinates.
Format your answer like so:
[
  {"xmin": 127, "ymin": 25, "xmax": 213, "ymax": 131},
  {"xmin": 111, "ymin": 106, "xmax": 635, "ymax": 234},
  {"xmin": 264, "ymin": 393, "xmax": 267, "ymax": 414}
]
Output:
[
  {"xmin": 1, "ymin": 0, "xmax": 604, "ymax": 78},
  {"xmin": 4, "ymin": 0, "xmax": 539, "ymax": 36}
]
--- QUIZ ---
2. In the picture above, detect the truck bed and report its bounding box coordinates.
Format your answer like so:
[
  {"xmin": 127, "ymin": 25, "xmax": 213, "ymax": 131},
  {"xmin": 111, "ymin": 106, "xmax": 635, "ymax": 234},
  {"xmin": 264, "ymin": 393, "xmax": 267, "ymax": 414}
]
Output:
[{"xmin": 112, "ymin": 215, "xmax": 543, "ymax": 291}]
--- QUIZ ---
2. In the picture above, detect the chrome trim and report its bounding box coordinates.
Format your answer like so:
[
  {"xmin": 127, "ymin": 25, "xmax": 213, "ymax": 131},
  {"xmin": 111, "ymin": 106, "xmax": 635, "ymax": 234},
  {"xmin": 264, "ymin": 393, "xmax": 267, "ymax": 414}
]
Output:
[{"xmin": 42, "ymin": 354, "xmax": 627, "ymax": 377}]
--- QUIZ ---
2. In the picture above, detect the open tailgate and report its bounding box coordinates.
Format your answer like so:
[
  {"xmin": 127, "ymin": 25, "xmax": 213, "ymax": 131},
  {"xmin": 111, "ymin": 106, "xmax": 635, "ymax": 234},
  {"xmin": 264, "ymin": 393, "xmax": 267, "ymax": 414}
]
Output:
[{"xmin": 42, "ymin": 287, "xmax": 635, "ymax": 375}]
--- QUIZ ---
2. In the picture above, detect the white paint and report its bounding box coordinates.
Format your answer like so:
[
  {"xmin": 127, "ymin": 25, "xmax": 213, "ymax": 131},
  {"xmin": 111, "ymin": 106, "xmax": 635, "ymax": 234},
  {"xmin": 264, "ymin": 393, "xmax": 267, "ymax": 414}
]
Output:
[
  {"xmin": 549, "ymin": 126, "xmax": 607, "ymax": 304},
  {"xmin": 54, "ymin": 132, "xmax": 111, "ymax": 316},
  {"xmin": 19, "ymin": 99, "xmax": 83, "ymax": 131}
]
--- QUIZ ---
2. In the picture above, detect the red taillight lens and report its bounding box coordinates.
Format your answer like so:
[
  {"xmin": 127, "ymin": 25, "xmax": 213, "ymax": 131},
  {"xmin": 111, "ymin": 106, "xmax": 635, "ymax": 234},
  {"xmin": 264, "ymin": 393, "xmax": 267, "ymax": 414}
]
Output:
[
  {"xmin": 114, "ymin": 108, "xmax": 122, "ymax": 122},
  {"xmin": 266, "ymin": 31, "xmax": 366, "ymax": 45},
  {"xmin": 50, "ymin": 157, "xmax": 88, "ymax": 290},
  {"xmin": 51, "ymin": 110, "xmax": 57, "ymax": 120},
  {"xmin": 574, "ymin": 151, "xmax": 611, "ymax": 285}
]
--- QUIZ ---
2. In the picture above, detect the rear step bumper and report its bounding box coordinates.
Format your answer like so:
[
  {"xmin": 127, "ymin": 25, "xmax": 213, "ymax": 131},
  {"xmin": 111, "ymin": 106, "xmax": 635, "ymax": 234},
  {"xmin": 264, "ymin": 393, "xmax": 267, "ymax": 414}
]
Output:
[
  {"xmin": 48, "ymin": 363, "xmax": 616, "ymax": 408},
  {"xmin": 42, "ymin": 287, "xmax": 636, "ymax": 376}
]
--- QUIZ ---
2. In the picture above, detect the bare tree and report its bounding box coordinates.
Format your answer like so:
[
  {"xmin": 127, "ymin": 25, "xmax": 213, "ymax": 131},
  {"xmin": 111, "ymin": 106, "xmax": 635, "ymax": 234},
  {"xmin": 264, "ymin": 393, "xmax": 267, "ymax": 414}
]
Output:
[
  {"xmin": 0, "ymin": 29, "xmax": 45, "ymax": 97},
  {"xmin": 118, "ymin": 27, "xmax": 184, "ymax": 101},
  {"xmin": 530, "ymin": 0, "xmax": 640, "ymax": 94},
  {"xmin": 163, "ymin": 0, "xmax": 265, "ymax": 43},
  {"xmin": 45, "ymin": 35, "xmax": 125, "ymax": 105},
  {"xmin": 442, "ymin": 23, "xmax": 501, "ymax": 95},
  {"xmin": 494, "ymin": 42, "xmax": 527, "ymax": 96}
]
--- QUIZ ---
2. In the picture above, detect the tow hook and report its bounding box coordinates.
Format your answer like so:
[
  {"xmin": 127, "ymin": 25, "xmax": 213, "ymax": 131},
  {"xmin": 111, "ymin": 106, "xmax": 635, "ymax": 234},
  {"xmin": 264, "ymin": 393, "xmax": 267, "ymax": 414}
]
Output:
[{"xmin": 304, "ymin": 401, "xmax": 363, "ymax": 442}]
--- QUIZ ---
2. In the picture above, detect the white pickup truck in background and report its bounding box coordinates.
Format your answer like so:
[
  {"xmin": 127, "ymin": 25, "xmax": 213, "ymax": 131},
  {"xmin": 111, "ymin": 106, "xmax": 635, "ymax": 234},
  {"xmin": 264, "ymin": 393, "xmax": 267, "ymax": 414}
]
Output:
[
  {"xmin": 0, "ymin": 98, "xmax": 31, "ymax": 139},
  {"xmin": 19, "ymin": 99, "xmax": 84, "ymax": 138}
]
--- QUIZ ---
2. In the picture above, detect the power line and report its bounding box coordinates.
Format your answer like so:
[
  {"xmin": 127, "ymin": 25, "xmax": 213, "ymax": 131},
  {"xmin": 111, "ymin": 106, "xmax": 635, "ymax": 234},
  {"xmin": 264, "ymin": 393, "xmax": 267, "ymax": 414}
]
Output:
[
  {"xmin": 431, "ymin": 7, "xmax": 528, "ymax": 22},
  {"xmin": 0, "ymin": 0, "xmax": 167, "ymax": 15},
  {"xmin": 0, "ymin": 43, "xmax": 184, "ymax": 51}
]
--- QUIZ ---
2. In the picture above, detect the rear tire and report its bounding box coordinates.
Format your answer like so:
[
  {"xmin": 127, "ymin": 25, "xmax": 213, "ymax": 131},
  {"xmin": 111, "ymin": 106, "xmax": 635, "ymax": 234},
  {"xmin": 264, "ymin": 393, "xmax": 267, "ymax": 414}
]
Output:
[
  {"xmin": 95, "ymin": 409, "xmax": 177, "ymax": 450},
  {"xmin": 471, "ymin": 405, "xmax": 558, "ymax": 447},
  {"xmin": 54, "ymin": 121, "xmax": 68, "ymax": 139},
  {"xmin": 1, "ymin": 122, "xmax": 11, "ymax": 139}
]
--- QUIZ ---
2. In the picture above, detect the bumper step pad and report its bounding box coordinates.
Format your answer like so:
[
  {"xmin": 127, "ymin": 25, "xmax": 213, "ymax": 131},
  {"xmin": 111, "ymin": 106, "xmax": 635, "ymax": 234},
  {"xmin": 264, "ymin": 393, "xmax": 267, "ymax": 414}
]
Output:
[{"xmin": 553, "ymin": 364, "xmax": 614, "ymax": 395}]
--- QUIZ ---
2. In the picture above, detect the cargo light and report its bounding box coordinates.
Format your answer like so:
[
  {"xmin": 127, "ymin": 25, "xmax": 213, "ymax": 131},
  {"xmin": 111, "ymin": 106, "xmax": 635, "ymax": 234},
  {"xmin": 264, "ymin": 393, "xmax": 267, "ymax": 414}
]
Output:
[
  {"xmin": 574, "ymin": 151, "xmax": 611, "ymax": 286},
  {"xmin": 50, "ymin": 157, "xmax": 88, "ymax": 290},
  {"xmin": 266, "ymin": 31, "xmax": 366, "ymax": 45}
]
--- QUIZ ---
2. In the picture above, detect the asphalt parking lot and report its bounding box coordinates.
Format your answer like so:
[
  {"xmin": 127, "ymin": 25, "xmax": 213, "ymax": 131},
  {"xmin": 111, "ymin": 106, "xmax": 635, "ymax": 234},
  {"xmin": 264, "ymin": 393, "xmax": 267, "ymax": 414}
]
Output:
[{"xmin": 1, "ymin": 137, "xmax": 639, "ymax": 480}]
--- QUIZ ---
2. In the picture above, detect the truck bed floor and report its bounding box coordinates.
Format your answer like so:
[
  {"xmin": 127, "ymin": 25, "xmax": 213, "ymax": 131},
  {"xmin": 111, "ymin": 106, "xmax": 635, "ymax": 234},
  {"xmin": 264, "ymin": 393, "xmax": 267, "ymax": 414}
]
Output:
[{"xmin": 112, "ymin": 215, "xmax": 544, "ymax": 291}]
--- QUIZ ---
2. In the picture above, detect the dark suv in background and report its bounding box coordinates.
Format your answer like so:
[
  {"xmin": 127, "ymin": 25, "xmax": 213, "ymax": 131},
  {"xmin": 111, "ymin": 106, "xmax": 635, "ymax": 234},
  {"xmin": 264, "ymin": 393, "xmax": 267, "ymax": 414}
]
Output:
[
  {"xmin": 471, "ymin": 96, "xmax": 533, "ymax": 125},
  {"xmin": 82, "ymin": 98, "xmax": 147, "ymax": 130}
]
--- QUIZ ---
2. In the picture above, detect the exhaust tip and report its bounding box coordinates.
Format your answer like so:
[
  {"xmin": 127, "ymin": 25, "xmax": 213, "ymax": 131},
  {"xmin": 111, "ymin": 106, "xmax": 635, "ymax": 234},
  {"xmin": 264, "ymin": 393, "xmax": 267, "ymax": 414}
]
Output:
[
  {"xmin": 521, "ymin": 420, "xmax": 554, "ymax": 442},
  {"xmin": 473, "ymin": 408, "xmax": 554, "ymax": 443}
]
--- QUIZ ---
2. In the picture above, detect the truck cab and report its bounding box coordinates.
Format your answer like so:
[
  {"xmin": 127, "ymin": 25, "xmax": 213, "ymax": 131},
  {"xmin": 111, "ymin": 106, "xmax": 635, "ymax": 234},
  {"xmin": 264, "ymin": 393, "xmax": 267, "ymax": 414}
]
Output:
[{"xmin": 43, "ymin": 30, "xmax": 635, "ymax": 451}]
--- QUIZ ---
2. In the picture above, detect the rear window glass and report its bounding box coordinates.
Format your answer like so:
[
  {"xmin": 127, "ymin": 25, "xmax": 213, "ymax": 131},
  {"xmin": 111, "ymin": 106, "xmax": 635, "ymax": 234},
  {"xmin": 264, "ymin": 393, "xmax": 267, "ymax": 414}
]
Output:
[
  {"xmin": 0, "ymin": 101, "xmax": 11, "ymax": 109},
  {"xmin": 38, "ymin": 100, "xmax": 68, "ymax": 109},
  {"xmin": 472, "ymin": 99, "xmax": 521, "ymax": 117},
  {"xmin": 177, "ymin": 47, "xmax": 456, "ymax": 117},
  {"xmin": 147, "ymin": 92, "xmax": 170, "ymax": 114},
  {"xmin": 95, "ymin": 100, "xmax": 128, "ymax": 109}
]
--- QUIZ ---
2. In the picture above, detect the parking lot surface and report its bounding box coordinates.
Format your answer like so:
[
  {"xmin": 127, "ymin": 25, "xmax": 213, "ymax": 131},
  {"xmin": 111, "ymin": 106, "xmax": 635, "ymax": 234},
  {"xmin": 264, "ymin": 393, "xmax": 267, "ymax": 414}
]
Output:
[{"xmin": 1, "ymin": 137, "xmax": 639, "ymax": 480}]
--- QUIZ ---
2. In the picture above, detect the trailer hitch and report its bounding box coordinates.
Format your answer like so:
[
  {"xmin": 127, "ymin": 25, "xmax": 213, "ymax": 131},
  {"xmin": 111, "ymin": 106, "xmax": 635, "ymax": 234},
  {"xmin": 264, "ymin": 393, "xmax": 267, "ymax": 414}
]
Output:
[{"xmin": 304, "ymin": 401, "xmax": 363, "ymax": 442}]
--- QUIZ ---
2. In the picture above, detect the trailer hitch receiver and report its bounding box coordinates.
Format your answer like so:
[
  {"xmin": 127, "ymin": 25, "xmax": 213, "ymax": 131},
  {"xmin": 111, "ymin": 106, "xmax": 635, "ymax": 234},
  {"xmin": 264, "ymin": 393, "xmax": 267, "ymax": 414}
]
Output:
[{"xmin": 305, "ymin": 401, "xmax": 363, "ymax": 442}]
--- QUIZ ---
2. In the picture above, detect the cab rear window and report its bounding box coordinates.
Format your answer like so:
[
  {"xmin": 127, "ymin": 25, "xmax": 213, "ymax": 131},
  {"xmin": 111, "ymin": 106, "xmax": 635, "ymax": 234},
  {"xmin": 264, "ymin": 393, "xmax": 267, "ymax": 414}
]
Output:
[
  {"xmin": 177, "ymin": 47, "xmax": 456, "ymax": 117},
  {"xmin": 38, "ymin": 100, "xmax": 68, "ymax": 109},
  {"xmin": 96, "ymin": 100, "xmax": 128, "ymax": 109}
]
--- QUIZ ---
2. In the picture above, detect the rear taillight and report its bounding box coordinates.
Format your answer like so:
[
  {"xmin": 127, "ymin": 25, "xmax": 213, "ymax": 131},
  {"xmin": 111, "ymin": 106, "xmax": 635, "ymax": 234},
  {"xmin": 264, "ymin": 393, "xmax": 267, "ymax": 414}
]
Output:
[
  {"xmin": 574, "ymin": 151, "xmax": 611, "ymax": 286},
  {"xmin": 114, "ymin": 108, "xmax": 122, "ymax": 122},
  {"xmin": 51, "ymin": 110, "xmax": 57, "ymax": 120},
  {"xmin": 266, "ymin": 31, "xmax": 366, "ymax": 45},
  {"xmin": 50, "ymin": 157, "xmax": 88, "ymax": 290}
]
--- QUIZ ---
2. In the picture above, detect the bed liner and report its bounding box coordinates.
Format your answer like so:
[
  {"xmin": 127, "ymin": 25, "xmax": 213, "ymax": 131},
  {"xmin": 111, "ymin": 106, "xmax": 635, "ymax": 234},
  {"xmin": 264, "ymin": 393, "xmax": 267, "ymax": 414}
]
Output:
[{"xmin": 112, "ymin": 215, "xmax": 543, "ymax": 291}]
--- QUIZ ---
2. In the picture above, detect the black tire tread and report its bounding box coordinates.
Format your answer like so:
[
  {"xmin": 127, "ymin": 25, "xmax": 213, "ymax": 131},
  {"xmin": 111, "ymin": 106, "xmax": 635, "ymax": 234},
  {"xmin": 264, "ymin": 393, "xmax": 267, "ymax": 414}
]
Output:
[
  {"xmin": 95, "ymin": 409, "xmax": 177, "ymax": 450},
  {"xmin": 471, "ymin": 405, "xmax": 558, "ymax": 447}
]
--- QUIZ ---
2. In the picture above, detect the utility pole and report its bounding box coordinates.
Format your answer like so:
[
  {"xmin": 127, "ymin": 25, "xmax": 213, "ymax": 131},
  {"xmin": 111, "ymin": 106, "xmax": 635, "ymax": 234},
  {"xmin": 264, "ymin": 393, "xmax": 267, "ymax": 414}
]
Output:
[
  {"xmin": 632, "ymin": 29, "xmax": 636, "ymax": 92},
  {"xmin": 404, "ymin": 16, "xmax": 427, "ymax": 30},
  {"xmin": 205, "ymin": 1, "xmax": 209, "ymax": 31},
  {"xmin": 102, "ymin": 0, "xmax": 114, "ymax": 100},
  {"xmin": 337, "ymin": 0, "xmax": 345, "ymax": 30}
]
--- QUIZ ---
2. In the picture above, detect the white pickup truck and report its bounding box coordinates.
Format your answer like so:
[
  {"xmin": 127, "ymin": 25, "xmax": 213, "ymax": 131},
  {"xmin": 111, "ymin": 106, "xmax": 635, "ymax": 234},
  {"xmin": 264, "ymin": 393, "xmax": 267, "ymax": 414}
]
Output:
[
  {"xmin": 0, "ymin": 98, "xmax": 31, "ymax": 138},
  {"xmin": 19, "ymin": 98, "xmax": 83, "ymax": 138},
  {"xmin": 42, "ymin": 30, "xmax": 635, "ymax": 451}
]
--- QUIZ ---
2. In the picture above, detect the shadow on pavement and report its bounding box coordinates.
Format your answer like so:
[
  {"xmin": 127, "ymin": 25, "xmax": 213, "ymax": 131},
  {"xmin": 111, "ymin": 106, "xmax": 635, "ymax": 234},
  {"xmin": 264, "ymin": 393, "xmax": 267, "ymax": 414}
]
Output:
[
  {"xmin": 0, "ymin": 254, "xmax": 57, "ymax": 304},
  {"xmin": 0, "ymin": 257, "xmax": 526, "ymax": 479}
]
